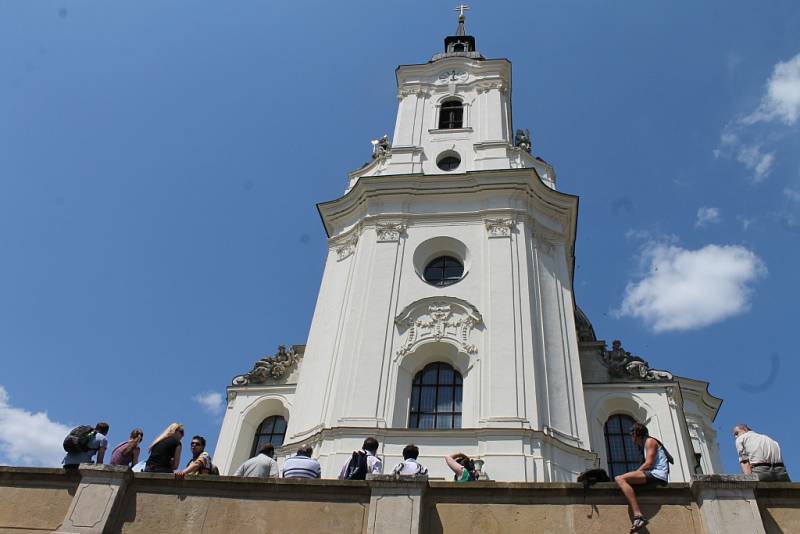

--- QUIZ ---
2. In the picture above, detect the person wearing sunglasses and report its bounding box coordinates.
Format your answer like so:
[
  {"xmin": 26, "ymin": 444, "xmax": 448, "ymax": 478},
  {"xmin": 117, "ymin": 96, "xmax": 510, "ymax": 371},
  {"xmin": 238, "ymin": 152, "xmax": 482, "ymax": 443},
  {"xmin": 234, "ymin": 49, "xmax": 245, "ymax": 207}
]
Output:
[{"xmin": 175, "ymin": 435, "xmax": 217, "ymax": 478}]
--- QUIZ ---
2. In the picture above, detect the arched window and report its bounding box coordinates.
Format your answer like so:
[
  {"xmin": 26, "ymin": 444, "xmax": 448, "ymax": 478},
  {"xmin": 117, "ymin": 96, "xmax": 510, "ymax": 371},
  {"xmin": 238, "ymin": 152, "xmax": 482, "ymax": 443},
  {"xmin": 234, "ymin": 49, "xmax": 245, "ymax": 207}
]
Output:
[
  {"xmin": 439, "ymin": 100, "xmax": 464, "ymax": 129},
  {"xmin": 409, "ymin": 362, "xmax": 462, "ymax": 429},
  {"xmin": 604, "ymin": 414, "xmax": 643, "ymax": 478},
  {"xmin": 251, "ymin": 415, "xmax": 287, "ymax": 456}
]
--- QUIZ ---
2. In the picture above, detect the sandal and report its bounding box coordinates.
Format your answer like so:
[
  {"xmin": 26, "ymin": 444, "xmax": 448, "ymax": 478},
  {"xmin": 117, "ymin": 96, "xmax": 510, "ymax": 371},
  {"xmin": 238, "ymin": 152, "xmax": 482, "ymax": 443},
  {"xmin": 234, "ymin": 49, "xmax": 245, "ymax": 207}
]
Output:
[{"xmin": 630, "ymin": 516, "xmax": 648, "ymax": 533}]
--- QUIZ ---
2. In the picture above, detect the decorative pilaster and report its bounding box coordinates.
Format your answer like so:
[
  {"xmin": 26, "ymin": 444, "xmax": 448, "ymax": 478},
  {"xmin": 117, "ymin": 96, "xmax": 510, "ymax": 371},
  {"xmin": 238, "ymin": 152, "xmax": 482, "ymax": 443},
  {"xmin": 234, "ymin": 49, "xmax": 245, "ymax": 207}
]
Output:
[
  {"xmin": 54, "ymin": 464, "xmax": 131, "ymax": 534},
  {"xmin": 365, "ymin": 476, "xmax": 427, "ymax": 534},
  {"xmin": 691, "ymin": 475, "xmax": 766, "ymax": 534},
  {"xmin": 484, "ymin": 215, "xmax": 522, "ymax": 423}
]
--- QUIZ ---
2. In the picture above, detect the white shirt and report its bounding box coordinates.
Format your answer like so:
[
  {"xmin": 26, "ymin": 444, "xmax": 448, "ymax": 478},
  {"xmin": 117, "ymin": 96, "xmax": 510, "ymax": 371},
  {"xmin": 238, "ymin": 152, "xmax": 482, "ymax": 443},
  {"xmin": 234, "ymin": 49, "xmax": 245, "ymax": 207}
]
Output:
[
  {"xmin": 234, "ymin": 453, "xmax": 278, "ymax": 478},
  {"xmin": 393, "ymin": 458, "xmax": 428, "ymax": 476},
  {"xmin": 736, "ymin": 431, "xmax": 783, "ymax": 465},
  {"xmin": 338, "ymin": 450, "xmax": 382, "ymax": 479}
]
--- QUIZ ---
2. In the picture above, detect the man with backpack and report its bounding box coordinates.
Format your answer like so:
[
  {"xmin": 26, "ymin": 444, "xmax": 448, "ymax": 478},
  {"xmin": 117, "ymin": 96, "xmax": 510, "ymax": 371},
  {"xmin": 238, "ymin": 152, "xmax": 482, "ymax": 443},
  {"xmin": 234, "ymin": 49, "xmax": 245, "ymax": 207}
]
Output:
[
  {"xmin": 338, "ymin": 437, "xmax": 383, "ymax": 480},
  {"xmin": 62, "ymin": 422, "xmax": 109, "ymax": 470},
  {"xmin": 614, "ymin": 422, "xmax": 673, "ymax": 533},
  {"xmin": 392, "ymin": 444, "xmax": 428, "ymax": 476}
]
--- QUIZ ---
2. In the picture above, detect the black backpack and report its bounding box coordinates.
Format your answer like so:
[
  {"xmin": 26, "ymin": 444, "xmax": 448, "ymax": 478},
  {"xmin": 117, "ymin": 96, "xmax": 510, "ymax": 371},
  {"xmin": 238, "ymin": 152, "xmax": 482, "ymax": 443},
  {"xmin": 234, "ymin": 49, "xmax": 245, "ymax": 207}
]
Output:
[
  {"xmin": 344, "ymin": 451, "xmax": 370, "ymax": 480},
  {"xmin": 577, "ymin": 468, "xmax": 611, "ymax": 488},
  {"xmin": 63, "ymin": 426, "xmax": 96, "ymax": 453}
]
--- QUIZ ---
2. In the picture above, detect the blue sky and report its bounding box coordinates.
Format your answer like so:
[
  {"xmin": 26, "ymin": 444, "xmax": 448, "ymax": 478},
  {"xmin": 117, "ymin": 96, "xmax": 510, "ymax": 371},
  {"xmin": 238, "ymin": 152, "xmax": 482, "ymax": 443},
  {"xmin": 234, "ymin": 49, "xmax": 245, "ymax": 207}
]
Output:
[{"xmin": 1, "ymin": 1, "xmax": 798, "ymax": 474}]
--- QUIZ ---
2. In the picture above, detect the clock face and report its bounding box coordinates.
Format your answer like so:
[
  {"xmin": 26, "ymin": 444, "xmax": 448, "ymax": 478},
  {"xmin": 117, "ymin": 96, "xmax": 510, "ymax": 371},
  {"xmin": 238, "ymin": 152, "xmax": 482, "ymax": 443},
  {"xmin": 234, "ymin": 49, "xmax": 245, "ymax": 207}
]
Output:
[{"xmin": 438, "ymin": 70, "xmax": 468, "ymax": 83}]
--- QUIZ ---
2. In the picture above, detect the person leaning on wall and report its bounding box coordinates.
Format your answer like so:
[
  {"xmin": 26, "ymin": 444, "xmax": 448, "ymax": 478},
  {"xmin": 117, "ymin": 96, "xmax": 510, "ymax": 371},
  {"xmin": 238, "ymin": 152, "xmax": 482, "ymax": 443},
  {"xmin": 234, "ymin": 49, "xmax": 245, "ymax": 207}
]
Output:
[
  {"xmin": 733, "ymin": 424, "xmax": 790, "ymax": 482},
  {"xmin": 144, "ymin": 423, "xmax": 183, "ymax": 473}
]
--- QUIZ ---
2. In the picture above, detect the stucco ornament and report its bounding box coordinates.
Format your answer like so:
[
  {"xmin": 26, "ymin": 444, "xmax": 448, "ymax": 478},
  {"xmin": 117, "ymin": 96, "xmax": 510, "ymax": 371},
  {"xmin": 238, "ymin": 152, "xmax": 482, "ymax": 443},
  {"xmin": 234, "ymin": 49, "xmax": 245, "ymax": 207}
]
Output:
[
  {"xmin": 371, "ymin": 134, "xmax": 391, "ymax": 159},
  {"xmin": 395, "ymin": 297, "xmax": 483, "ymax": 357},
  {"xmin": 437, "ymin": 69, "xmax": 468, "ymax": 83},
  {"xmin": 600, "ymin": 340, "xmax": 673, "ymax": 382},
  {"xmin": 484, "ymin": 218, "xmax": 515, "ymax": 238},
  {"xmin": 514, "ymin": 128, "xmax": 532, "ymax": 153},
  {"xmin": 376, "ymin": 222, "xmax": 406, "ymax": 242},
  {"xmin": 232, "ymin": 345, "xmax": 303, "ymax": 385},
  {"xmin": 333, "ymin": 233, "xmax": 358, "ymax": 261}
]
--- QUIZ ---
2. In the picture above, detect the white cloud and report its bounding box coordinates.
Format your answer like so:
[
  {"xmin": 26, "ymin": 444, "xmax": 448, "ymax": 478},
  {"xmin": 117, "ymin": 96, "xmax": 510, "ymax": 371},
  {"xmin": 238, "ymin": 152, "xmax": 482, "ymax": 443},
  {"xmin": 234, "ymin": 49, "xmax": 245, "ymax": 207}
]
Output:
[
  {"xmin": 0, "ymin": 386, "xmax": 71, "ymax": 467},
  {"xmin": 712, "ymin": 127, "xmax": 776, "ymax": 182},
  {"xmin": 742, "ymin": 53, "xmax": 800, "ymax": 126},
  {"xmin": 616, "ymin": 243, "xmax": 766, "ymax": 333},
  {"xmin": 695, "ymin": 207, "xmax": 721, "ymax": 227},
  {"xmin": 714, "ymin": 53, "xmax": 800, "ymax": 183},
  {"xmin": 783, "ymin": 187, "xmax": 800, "ymax": 202},
  {"xmin": 736, "ymin": 144, "xmax": 776, "ymax": 182},
  {"xmin": 192, "ymin": 391, "xmax": 224, "ymax": 416},
  {"xmin": 737, "ymin": 215, "xmax": 757, "ymax": 231}
]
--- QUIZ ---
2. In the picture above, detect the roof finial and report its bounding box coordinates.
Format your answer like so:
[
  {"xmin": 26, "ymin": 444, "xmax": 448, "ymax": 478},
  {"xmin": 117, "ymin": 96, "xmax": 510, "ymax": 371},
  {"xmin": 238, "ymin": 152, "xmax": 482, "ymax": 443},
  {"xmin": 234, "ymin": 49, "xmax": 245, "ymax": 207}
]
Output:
[{"xmin": 454, "ymin": 4, "xmax": 470, "ymax": 35}]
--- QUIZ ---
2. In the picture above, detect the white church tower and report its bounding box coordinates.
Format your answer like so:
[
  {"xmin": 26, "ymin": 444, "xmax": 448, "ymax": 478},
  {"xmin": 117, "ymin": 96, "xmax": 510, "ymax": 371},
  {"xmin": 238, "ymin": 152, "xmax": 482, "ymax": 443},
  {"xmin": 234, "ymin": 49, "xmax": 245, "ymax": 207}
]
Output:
[{"xmin": 214, "ymin": 8, "xmax": 723, "ymax": 482}]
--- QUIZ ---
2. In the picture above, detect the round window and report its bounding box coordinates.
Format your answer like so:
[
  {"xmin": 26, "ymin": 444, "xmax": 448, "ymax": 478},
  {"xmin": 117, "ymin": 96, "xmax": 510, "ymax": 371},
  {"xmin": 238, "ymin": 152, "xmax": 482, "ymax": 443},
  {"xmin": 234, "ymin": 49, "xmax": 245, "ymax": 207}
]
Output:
[
  {"xmin": 437, "ymin": 152, "xmax": 461, "ymax": 171},
  {"xmin": 423, "ymin": 256, "xmax": 464, "ymax": 287}
]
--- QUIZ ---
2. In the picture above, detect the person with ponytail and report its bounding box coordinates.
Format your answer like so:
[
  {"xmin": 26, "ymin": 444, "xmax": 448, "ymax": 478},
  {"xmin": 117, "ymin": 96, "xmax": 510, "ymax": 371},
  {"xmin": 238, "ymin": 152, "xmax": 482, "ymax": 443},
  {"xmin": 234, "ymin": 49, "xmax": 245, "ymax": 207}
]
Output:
[
  {"xmin": 109, "ymin": 428, "xmax": 143, "ymax": 468},
  {"xmin": 445, "ymin": 452, "xmax": 479, "ymax": 482},
  {"xmin": 144, "ymin": 423, "xmax": 184, "ymax": 473}
]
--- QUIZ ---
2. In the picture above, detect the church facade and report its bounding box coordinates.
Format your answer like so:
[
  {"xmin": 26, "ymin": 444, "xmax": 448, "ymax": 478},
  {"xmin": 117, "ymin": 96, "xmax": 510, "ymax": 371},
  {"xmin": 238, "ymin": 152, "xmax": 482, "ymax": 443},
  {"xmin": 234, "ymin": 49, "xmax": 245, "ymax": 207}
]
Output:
[{"xmin": 213, "ymin": 13, "xmax": 723, "ymax": 482}]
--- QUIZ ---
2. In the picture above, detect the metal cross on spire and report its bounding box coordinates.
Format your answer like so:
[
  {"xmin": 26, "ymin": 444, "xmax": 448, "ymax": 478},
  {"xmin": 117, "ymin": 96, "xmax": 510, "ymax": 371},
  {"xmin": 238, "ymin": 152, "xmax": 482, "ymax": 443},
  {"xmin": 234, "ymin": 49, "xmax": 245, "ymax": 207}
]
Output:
[{"xmin": 454, "ymin": 4, "xmax": 470, "ymax": 19}]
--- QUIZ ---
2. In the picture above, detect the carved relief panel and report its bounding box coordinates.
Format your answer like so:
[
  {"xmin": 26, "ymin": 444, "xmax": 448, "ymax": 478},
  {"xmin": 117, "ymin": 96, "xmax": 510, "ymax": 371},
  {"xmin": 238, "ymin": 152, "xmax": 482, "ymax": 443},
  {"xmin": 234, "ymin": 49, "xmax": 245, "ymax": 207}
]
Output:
[{"xmin": 394, "ymin": 297, "xmax": 483, "ymax": 357}]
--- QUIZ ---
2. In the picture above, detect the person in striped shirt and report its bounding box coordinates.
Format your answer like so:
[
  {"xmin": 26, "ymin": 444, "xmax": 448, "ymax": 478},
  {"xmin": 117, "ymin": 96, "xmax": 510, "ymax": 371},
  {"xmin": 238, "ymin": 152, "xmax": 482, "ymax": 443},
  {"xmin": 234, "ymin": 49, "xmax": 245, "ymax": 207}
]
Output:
[{"xmin": 282, "ymin": 444, "xmax": 321, "ymax": 479}]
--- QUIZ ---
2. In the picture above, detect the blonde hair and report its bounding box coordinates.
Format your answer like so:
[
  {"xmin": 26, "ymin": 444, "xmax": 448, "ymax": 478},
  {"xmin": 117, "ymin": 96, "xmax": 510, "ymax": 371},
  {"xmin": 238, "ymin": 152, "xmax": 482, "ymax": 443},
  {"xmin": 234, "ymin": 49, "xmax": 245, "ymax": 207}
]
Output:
[{"xmin": 149, "ymin": 423, "xmax": 184, "ymax": 451}]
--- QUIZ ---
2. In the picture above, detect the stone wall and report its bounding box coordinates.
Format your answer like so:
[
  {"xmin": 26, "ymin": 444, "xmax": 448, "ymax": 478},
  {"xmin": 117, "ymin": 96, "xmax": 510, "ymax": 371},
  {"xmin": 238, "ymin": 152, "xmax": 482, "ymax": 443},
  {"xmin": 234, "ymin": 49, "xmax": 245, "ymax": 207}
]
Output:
[
  {"xmin": 0, "ymin": 467, "xmax": 79, "ymax": 534},
  {"xmin": 115, "ymin": 474, "xmax": 370, "ymax": 534},
  {"xmin": 424, "ymin": 481, "xmax": 704, "ymax": 533},
  {"xmin": 758, "ymin": 483, "xmax": 800, "ymax": 534},
  {"xmin": 0, "ymin": 466, "xmax": 797, "ymax": 534}
]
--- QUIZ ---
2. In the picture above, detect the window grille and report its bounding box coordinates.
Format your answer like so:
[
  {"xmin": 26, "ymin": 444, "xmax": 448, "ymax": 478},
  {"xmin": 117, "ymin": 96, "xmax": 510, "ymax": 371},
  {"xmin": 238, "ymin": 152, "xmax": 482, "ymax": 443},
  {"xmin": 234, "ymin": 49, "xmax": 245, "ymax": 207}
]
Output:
[
  {"xmin": 604, "ymin": 414, "xmax": 643, "ymax": 478},
  {"xmin": 409, "ymin": 362, "xmax": 463, "ymax": 429}
]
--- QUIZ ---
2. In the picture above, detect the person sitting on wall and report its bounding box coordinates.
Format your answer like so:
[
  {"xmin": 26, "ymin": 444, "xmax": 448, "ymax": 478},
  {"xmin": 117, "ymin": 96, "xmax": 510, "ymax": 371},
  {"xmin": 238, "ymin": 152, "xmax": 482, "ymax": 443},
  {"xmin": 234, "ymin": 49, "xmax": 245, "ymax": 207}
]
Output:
[
  {"xmin": 234, "ymin": 443, "xmax": 279, "ymax": 478},
  {"xmin": 175, "ymin": 435, "xmax": 217, "ymax": 477},
  {"xmin": 733, "ymin": 424, "xmax": 790, "ymax": 482},
  {"xmin": 392, "ymin": 444, "xmax": 428, "ymax": 476},
  {"xmin": 614, "ymin": 422, "xmax": 673, "ymax": 533},
  {"xmin": 445, "ymin": 452, "xmax": 479, "ymax": 482},
  {"xmin": 283, "ymin": 444, "xmax": 322, "ymax": 479},
  {"xmin": 339, "ymin": 437, "xmax": 383, "ymax": 479}
]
